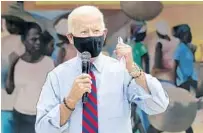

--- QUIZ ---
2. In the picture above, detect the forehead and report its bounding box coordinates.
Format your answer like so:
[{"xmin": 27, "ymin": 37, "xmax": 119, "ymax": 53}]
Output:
[
  {"xmin": 72, "ymin": 15, "xmax": 104, "ymax": 31},
  {"xmin": 27, "ymin": 28, "xmax": 41, "ymax": 37}
]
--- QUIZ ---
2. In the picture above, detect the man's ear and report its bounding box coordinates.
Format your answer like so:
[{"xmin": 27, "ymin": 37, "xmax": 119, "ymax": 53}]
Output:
[{"xmin": 66, "ymin": 33, "xmax": 74, "ymax": 45}]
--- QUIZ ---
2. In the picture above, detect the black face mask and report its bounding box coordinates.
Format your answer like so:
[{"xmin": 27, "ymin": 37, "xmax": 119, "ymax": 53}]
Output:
[{"xmin": 73, "ymin": 35, "xmax": 104, "ymax": 57}]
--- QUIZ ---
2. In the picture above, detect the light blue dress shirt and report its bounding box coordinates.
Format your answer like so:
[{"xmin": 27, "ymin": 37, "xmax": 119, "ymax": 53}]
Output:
[{"xmin": 35, "ymin": 53, "xmax": 169, "ymax": 133}]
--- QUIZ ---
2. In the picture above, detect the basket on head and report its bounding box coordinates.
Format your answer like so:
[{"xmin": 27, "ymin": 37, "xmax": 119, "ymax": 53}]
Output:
[{"xmin": 120, "ymin": 1, "xmax": 163, "ymax": 21}]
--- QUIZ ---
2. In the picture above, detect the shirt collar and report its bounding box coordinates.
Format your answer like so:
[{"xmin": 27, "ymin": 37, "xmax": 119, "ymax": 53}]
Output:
[{"xmin": 76, "ymin": 52, "xmax": 104, "ymax": 73}]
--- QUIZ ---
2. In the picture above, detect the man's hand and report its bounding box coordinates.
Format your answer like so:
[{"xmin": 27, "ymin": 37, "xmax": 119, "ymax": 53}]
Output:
[
  {"xmin": 115, "ymin": 39, "xmax": 149, "ymax": 93},
  {"xmin": 115, "ymin": 42, "xmax": 134, "ymax": 72},
  {"xmin": 60, "ymin": 74, "xmax": 91, "ymax": 126},
  {"xmin": 67, "ymin": 74, "xmax": 92, "ymax": 108}
]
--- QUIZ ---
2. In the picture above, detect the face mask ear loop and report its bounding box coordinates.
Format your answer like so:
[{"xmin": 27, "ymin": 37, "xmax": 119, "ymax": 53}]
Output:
[{"xmin": 70, "ymin": 33, "xmax": 75, "ymax": 45}]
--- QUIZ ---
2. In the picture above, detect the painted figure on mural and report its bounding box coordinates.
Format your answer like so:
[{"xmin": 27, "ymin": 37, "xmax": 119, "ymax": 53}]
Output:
[
  {"xmin": 152, "ymin": 21, "xmax": 179, "ymax": 84},
  {"xmin": 6, "ymin": 22, "xmax": 54, "ymax": 133},
  {"xmin": 40, "ymin": 31, "xmax": 55, "ymax": 57},
  {"xmin": 173, "ymin": 24, "xmax": 198, "ymax": 133},
  {"xmin": 54, "ymin": 16, "xmax": 77, "ymax": 65},
  {"xmin": 56, "ymin": 33, "xmax": 77, "ymax": 65},
  {"xmin": 128, "ymin": 21, "xmax": 149, "ymax": 73},
  {"xmin": 173, "ymin": 24, "xmax": 198, "ymax": 92}
]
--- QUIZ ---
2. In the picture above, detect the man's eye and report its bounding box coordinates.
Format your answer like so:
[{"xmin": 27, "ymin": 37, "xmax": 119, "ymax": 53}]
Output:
[{"xmin": 94, "ymin": 30, "xmax": 100, "ymax": 33}]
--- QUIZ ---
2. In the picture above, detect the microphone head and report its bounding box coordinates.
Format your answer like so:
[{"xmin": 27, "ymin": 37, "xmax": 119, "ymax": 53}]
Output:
[{"xmin": 81, "ymin": 51, "xmax": 91, "ymax": 62}]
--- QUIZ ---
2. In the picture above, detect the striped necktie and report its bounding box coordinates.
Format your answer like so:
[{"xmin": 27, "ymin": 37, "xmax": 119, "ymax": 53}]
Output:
[{"xmin": 82, "ymin": 70, "xmax": 99, "ymax": 133}]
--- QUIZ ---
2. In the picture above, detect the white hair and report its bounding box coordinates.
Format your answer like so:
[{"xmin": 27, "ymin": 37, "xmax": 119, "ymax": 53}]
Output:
[{"xmin": 67, "ymin": 5, "xmax": 105, "ymax": 34}]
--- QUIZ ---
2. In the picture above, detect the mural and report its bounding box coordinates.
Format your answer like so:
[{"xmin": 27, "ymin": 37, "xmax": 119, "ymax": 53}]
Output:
[{"xmin": 1, "ymin": 1, "xmax": 203, "ymax": 133}]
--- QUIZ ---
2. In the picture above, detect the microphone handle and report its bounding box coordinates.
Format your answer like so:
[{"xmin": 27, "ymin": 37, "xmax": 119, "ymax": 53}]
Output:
[
  {"xmin": 82, "ymin": 92, "xmax": 88, "ymax": 103},
  {"xmin": 82, "ymin": 61, "xmax": 90, "ymax": 103}
]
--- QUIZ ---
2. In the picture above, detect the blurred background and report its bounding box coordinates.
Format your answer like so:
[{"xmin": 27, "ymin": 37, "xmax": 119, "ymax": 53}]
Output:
[{"xmin": 1, "ymin": 1, "xmax": 203, "ymax": 133}]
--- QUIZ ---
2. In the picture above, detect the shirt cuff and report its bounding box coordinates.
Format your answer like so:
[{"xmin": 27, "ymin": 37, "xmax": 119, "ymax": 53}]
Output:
[{"xmin": 47, "ymin": 104, "xmax": 70, "ymax": 132}]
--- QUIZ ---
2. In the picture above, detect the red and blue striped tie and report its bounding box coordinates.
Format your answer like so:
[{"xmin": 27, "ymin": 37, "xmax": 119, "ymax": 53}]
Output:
[{"xmin": 82, "ymin": 70, "xmax": 98, "ymax": 133}]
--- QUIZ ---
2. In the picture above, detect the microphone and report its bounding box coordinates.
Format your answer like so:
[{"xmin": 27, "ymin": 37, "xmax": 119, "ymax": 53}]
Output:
[{"xmin": 81, "ymin": 51, "xmax": 91, "ymax": 103}]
